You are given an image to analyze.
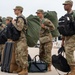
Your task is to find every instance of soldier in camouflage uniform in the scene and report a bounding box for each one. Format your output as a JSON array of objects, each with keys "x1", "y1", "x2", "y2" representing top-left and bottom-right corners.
[
  {"x1": 36, "y1": 10, "x2": 55, "y2": 71},
  {"x1": 62, "y1": 0, "x2": 75, "y2": 75},
  {"x1": 12, "y1": 6, "x2": 28, "y2": 75},
  {"x1": 0, "y1": 16, "x2": 6, "y2": 65},
  {"x1": 6, "y1": 16, "x2": 13, "y2": 25},
  {"x1": 0, "y1": 16, "x2": 6, "y2": 30}
]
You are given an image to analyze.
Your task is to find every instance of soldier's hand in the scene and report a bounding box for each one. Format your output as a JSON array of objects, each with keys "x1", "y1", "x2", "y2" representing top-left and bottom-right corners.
[
  {"x1": 12, "y1": 20, "x2": 16, "y2": 24},
  {"x1": 41, "y1": 24, "x2": 45, "y2": 28},
  {"x1": 61, "y1": 40, "x2": 64, "y2": 47}
]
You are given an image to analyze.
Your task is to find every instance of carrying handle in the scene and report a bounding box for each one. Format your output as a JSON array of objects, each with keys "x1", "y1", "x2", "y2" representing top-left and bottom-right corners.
[
  {"x1": 58, "y1": 46, "x2": 65, "y2": 57},
  {"x1": 58, "y1": 46, "x2": 65, "y2": 54},
  {"x1": 33, "y1": 55, "x2": 41, "y2": 63},
  {"x1": 33, "y1": 55, "x2": 39, "y2": 62}
]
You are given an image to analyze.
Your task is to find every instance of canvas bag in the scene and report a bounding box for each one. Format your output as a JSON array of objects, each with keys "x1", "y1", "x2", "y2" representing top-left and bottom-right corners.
[
  {"x1": 26, "y1": 15, "x2": 41, "y2": 47},
  {"x1": 28, "y1": 55, "x2": 48, "y2": 72},
  {"x1": 44, "y1": 11, "x2": 60, "y2": 37},
  {"x1": 52, "y1": 46, "x2": 71, "y2": 75},
  {"x1": 16, "y1": 15, "x2": 41, "y2": 47}
]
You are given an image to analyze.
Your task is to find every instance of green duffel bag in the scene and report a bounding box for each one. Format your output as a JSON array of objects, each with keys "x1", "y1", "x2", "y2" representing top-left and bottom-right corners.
[
  {"x1": 73, "y1": 10, "x2": 75, "y2": 17},
  {"x1": 26, "y1": 15, "x2": 41, "y2": 47},
  {"x1": 44, "y1": 11, "x2": 60, "y2": 37}
]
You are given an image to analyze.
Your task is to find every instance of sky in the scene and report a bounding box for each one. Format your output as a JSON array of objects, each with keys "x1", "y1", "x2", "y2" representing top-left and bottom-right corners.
[{"x1": 0, "y1": 0, "x2": 75, "y2": 19}]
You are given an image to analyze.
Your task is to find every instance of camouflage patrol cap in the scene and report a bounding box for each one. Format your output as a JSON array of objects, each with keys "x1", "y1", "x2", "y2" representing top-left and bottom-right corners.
[
  {"x1": 6, "y1": 17, "x2": 13, "y2": 21},
  {"x1": 36, "y1": 9, "x2": 44, "y2": 14},
  {"x1": 63, "y1": 0, "x2": 73, "y2": 5},
  {"x1": 43, "y1": 18, "x2": 51, "y2": 25},
  {"x1": 14, "y1": 6, "x2": 23, "y2": 11}
]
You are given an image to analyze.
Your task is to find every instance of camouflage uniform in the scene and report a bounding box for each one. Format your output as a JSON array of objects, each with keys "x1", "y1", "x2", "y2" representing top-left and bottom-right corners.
[
  {"x1": 39, "y1": 18, "x2": 55, "y2": 64},
  {"x1": 6, "y1": 17, "x2": 13, "y2": 24},
  {"x1": 63, "y1": 0, "x2": 75, "y2": 66},
  {"x1": 65, "y1": 35, "x2": 75, "y2": 65},
  {"x1": 0, "y1": 17, "x2": 13, "y2": 53},
  {"x1": 64, "y1": 10, "x2": 75, "y2": 65},
  {"x1": 13, "y1": 15, "x2": 28, "y2": 69},
  {"x1": 0, "y1": 24, "x2": 6, "y2": 54}
]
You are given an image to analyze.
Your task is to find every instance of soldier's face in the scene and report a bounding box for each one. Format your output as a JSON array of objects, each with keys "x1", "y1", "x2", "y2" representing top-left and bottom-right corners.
[
  {"x1": 64, "y1": 4, "x2": 72, "y2": 11},
  {"x1": 6, "y1": 20, "x2": 10, "y2": 25},
  {"x1": 14, "y1": 9, "x2": 20, "y2": 15},
  {"x1": 36, "y1": 12, "x2": 43, "y2": 18}
]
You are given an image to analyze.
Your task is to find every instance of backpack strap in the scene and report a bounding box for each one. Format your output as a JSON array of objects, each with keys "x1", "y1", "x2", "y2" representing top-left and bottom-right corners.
[
  {"x1": 16, "y1": 16, "x2": 27, "y2": 34},
  {"x1": 16, "y1": 16, "x2": 27, "y2": 25}
]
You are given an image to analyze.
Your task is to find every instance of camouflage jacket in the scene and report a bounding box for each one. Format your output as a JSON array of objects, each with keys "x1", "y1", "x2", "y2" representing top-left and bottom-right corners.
[
  {"x1": 40, "y1": 18, "x2": 55, "y2": 37},
  {"x1": 0, "y1": 24, "x2": 6, "y2": 31}
]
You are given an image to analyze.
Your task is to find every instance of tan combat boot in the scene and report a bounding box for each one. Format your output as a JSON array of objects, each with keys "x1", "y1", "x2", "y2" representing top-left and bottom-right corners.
[
  {"x1": 13, "y1": 66, "x2": 22, "y2": 73},
  {"x1": 18, "y1": 68, "x2": 28, "y2": 75},
  {"x1": 47, "y1": 64, "x2": 51, "y2": 71},
  {"x1": 65, "y1": 65, "x2": 75, "y2": 75}
]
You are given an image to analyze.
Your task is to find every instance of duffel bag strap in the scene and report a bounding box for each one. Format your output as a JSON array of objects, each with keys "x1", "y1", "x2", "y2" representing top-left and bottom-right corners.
[{"x1": 29, "y1": 55, "x2": 47, "y2": 72}]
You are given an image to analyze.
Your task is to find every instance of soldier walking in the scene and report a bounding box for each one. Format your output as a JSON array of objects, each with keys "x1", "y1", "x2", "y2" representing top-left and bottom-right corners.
[{"x1": 0, "y1": 16, "x2": 6, "y2": 65}]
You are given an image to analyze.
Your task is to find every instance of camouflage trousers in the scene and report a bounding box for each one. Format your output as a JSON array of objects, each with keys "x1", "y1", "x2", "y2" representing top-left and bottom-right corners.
[
  {"x1": 64, "y1": 35, "x2": 75, "y2": 65},
  {"x1": 39, "y1": 42, "x2": 53, "y2": 64},
  {"x1": 15, "y1": 38, "x2": 28, "y2": 69},
  {"x1": 0, "y1": 44, "x2": 5, "y2": 54}
]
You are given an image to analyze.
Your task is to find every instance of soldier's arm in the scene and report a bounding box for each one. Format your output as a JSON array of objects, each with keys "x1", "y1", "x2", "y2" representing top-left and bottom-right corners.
[
  {"x1": 2, "y1": 24, "x2": 6, "y2": 28},
  {"x1": 48, "y1": 20, "x2": 55, "y2": 31},
  {"x1": 13, "y1": 18, "x2": 24, "y2": 31},
  {"x1": 61, "y1": 35, "x2": 65, "y2": 46},
  {"x1": 44, "y1": 20, "x2": 55, "y2": 31}
]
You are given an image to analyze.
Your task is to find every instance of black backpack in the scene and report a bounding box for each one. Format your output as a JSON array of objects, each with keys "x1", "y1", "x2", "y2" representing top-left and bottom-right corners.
[
  {"x1": 0, "y1": 28, "x2": 7, "y2": 44},
  {"x1": 6, "y1": 23, "x2": 21, "y2": 41},
  {"x1": 52, "y1": 46, "x2": 71, "y2": 75},
  {"x1": 58, "y1": 13, "x2": 75, "y2": 36},
  {"x1": 0, "y1": 23, "x2": 21, "y2": 44}
]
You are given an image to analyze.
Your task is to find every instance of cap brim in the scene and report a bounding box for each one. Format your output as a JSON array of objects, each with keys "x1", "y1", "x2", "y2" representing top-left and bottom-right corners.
[
  {"x1": 13, "y1": 8, "x2": 17, "y2": 10},
  {"x1": 36, "y1": 11, "x2": 40, "y2": 13},
  {"x1": 6, "y1": 18, "x2": 10, "y2": 20},
  {"x1": 63, "y1": 3, "x2": 67, "y2": 5}
]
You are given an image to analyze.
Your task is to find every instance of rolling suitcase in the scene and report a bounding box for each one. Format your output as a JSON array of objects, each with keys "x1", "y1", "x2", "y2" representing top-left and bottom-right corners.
[{"x1": 1, "y1": 41, "x2": 18, "y2": 73}]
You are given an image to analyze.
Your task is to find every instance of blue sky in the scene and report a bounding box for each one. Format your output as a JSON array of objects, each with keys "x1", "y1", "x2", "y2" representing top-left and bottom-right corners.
[{"x1": 0, "y1": 0, "x2": 75, "y2": 19}]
